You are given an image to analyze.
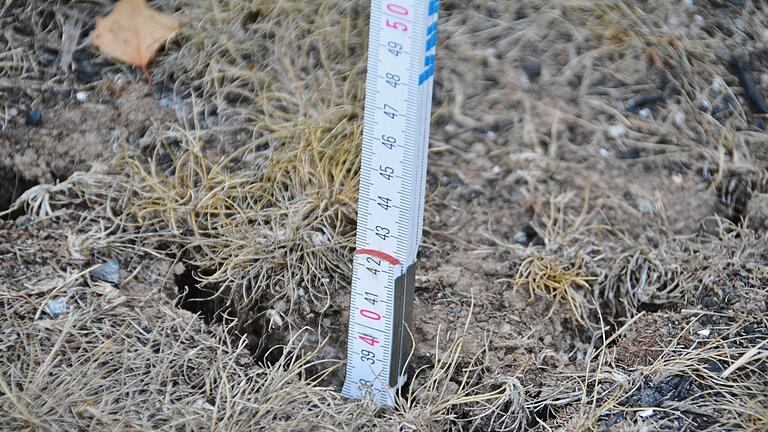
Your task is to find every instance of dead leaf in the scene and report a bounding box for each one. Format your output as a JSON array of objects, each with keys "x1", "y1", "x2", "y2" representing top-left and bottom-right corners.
[{"x1": 90, "y1": 0, "x2": 180, "y2": 84}]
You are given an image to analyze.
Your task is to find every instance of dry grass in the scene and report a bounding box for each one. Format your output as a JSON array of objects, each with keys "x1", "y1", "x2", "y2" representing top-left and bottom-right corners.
[
  {"x1": 2, "y1": 0, "x2": 768, "y2": 431},
  {"x1": 0, "y1": 273, "x2": 347, "y2": 431},
  {"x1": 502, "y1": 254, "x2": 594, "y2": 327},
  {"x1": 113, "y1": 115, "x2": 361, "y2": 312}
]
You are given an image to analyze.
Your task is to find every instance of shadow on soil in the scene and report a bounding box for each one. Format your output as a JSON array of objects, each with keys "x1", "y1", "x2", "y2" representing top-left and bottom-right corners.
[
  {"x1": 0, "y1": 164, "x2": 38, "y2": 218},
  {"x1": 173, "y1": 263, "x2": 286, "y2": 366}
]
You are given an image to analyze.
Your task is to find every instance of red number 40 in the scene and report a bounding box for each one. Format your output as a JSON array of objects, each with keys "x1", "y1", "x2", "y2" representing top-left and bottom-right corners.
[{"x1": 359, "y1": 335, "x2": 380, "y2": 346}]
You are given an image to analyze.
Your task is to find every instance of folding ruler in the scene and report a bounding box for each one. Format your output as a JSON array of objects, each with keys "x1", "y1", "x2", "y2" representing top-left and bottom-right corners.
[{"x1": 342, "y1": 0, "x2": 439, "y2": 406}]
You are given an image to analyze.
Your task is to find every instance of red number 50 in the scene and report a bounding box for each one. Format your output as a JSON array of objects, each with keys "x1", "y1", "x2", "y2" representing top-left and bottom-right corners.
[{"x1": 387, "y1": 4, "x2": 409, "y2": 15}]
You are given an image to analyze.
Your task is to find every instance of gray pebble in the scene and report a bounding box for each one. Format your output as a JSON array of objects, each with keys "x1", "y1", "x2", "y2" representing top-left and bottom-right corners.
[
  {"x1": 513, "y1": 231, "x2": 528, "y2": 245},
  {"x1": 25, "y1": 109, "x2": 43, "y2": 126},
  {"x1": 522, "y1": 57, "x2": 541, "y2": 82},
  {"x1": 44, "y1": 297, "x2": 67, "y2": 319},
  {"x1": 92, "y1": 258, "x2": 121, "y2": 284},
  {"x1": 635, "y1": 198, "x2": 654, "y2": 215}
]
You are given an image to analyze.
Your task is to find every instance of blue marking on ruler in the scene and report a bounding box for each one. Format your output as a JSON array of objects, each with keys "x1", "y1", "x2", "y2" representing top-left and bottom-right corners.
[{"x1": 419, "y1": 1, "x2": 439, "y2": 85}]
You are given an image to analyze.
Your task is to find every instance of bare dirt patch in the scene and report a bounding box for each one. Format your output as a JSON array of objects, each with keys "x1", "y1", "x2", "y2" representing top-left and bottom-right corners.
[{"x1": 1, "y1": 82, "x2": 173, "y2": 183}]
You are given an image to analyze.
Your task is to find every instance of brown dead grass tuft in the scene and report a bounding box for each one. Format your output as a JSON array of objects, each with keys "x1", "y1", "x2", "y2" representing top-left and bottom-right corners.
[{"x1": 505, "y1": 254, "x2": 594, "y2": 327}]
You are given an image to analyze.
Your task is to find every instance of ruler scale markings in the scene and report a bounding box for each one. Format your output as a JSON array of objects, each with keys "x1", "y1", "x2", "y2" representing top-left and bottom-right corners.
[{"x1": 343, "y1": 0, "x2": 438, "y2": 406}]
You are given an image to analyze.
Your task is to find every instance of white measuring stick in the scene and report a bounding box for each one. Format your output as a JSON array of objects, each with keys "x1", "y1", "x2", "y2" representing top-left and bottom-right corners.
[{"x1": 342, "y1": 0, "x2": 438, "y2": 406}]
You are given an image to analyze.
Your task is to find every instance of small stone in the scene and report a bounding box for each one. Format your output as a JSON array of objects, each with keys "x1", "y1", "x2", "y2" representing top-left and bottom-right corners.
[
  {"x1": 638, "y1": 108, "x2": 652, "y2": 119},
  {"x1": 91, "y1": 258, "x2": 121, "y2": 285},
  {"x1": 14, "y1": 215, "x2": 33, "y2": 227},
  {"x1": 599, "y1": 148, "x2": 610, "y2": 157},
  {"x1": 25, "y1": 109, "x2": 43, "y2": 126},
  {"x1": 75, "y1": 91, "x2": 88, "y2": 102},
  {"x1": 172, "y1": 262, "x2": 186, "y2": 275},
  {"x1": 522, "y1": 57, "x2": 542, "y2": 82},
  {"x1": 607, "y1": 124, "x2": 626, "y2": 138},
  {"x1": 513, "y1": 231, "x2": 528, "y2": 245},
  {"x1": 44, "y1": 297, "x2": 67, "y2": 319},
  {"x1": 310, "y1": 231, "x2": 329, "y2": 246},
  {"x1": 638, "y1": 408, "x2": 655, "y2": 418},
  {"x1": 265, "y1": 309, "x2": 283, "y2": 328},
  {"x1": 635, "y1": 198, "x2": 654, "y2": 215}
]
